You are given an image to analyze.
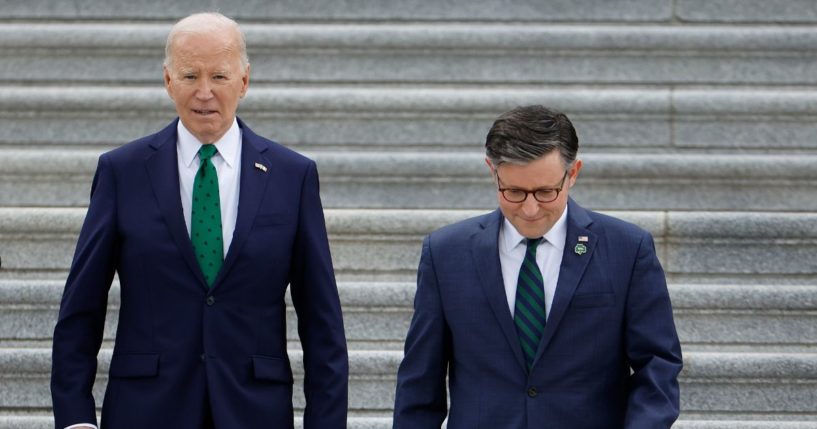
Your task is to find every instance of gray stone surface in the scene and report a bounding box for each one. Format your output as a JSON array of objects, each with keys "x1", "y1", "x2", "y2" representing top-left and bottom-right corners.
[
  {"x1": 666, "y1": 212, "x2": 817, "y2": 276},
  {"x1": 4, "y1": 150, "x2": 817, "y2": 211},
  {"x1": 5, "y1": 86, "x2": 817, "y2": 151},
  {"x1": 673, "y1": 89, "x2": 817, "y2": 150},
  {"x1": 1, "y1": 0, "x2": 671, "y2": 21},
  {"x1": 3, "y1": 24, "x2": 816, "y2": 85},
  {"x1": 0, "y1": 85, "x2": 669, "y2": 151},
  {"x1": 677, "y1": 0, "x2": 817, "y2": 23},
  {"x1": 3, "y1": 280, "x2": 815, "y2": 349}
]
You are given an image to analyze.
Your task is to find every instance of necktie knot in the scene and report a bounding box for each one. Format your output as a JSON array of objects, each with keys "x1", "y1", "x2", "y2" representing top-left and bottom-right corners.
[
  {"x1": 526, "y1": 237, "x2": 543, "y2": 253},
  {"x1": 198, "y1": 144, "x2": 218, "y2": 161}
]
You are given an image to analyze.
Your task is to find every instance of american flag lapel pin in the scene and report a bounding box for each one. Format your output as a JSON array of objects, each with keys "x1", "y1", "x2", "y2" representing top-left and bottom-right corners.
[
  {"x1": 254, "y1": 162, "x2": 268, "y2": 172},
  {"x1": 575, "y1": 236, "x2": 589, "y2": 255}
]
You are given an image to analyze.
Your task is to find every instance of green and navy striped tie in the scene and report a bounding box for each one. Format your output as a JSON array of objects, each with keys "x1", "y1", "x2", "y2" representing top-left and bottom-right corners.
[
  {"x1": 191, "y1": 144, "x2": 223, "y2": 287},
  {"x1": 514, "y1": 238, "x2": 546, "y2": 371}
]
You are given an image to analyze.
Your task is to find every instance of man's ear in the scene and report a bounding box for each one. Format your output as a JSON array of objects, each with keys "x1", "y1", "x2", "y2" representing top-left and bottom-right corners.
[
  {"x1": 163, "y1": 66, "x2": 173, "y2": 97},
  {"x1": 568, "y1": 159, "x2": 583, "y2": 187},
  {"x1": 240, "y1": 63, "x2": 250, "y2": 98},
  {"x1": 485, "y1": 157, "x2": 495, "y2": 175}
]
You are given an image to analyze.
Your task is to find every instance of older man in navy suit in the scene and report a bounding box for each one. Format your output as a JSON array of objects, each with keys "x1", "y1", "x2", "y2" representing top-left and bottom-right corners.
[
  {"x1": 394, "y1": 105, "x2": 682, "y2": 428},
  {"x1": 51, "y1": 12, "x2": 348, "y2": 429}
]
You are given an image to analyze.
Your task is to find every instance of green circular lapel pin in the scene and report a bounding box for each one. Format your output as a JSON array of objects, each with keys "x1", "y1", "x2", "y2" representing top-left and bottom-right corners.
[{"x1": 574, "y1": 243, "x2": 587, "y2": 255}]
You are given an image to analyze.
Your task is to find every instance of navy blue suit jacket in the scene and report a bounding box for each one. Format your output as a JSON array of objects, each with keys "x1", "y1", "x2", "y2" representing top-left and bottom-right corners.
[
  {"x1": 394, "y1": 200, "x2": 682, "y2": 428},
  {"x1": 51, "y1": 119, "x2": 348, "y2": 428}
]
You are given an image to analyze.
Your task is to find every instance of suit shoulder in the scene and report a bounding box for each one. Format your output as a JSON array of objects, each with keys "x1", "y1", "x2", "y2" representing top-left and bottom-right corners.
[
  {"x1": 102, "y1": 123, "x2": 175, "y2": 163},
  {"x1": 427, "y1": 211, "x2": 496, "y2": 245},
  {"x1": 252, "y1": 135, "x2": 314, "y2": 168}
]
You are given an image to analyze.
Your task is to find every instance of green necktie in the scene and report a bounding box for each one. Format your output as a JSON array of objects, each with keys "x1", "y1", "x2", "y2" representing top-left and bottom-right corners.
[
  {"x1": 191, "y1": 144, "x2": 223, "y2": 287},
  {"x1": 514, "y1": 237, "x2": 546, "y2": 372}
]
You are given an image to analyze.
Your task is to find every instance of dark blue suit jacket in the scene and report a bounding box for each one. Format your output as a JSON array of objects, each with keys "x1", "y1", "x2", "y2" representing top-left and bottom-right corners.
[
  {"x1": 394, "y1": 200, "x2": 682, "y2": 428},
  {"x1": 51, "y1": 119, "x2": 348, "y2": 428}
]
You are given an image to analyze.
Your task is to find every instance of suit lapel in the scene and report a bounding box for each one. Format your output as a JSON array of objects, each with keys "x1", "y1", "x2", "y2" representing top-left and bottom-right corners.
[
  {"x1": 472, "y1": 210, "x2": 528, "y2": 373},
  {"x1": 535, "y1": 199, "x2": 596, "y2": 361},
  {"x1": 212, "y1": 121, "x2": 270, "y2": 289},
  {"x1": 144, "y1": 120, "x2": 208, "y2": 288}
]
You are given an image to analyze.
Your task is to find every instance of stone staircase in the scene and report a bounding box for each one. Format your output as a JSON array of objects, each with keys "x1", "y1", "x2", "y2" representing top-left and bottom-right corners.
[{"x1": 1, "y1": 1, "x2": 816, "y2": 428}]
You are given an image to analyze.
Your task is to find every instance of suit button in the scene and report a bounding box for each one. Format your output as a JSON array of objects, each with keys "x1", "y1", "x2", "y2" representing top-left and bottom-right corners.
[
  {"x1": 200, "y1": 354, "x2": 206, "y2": 362},
  {"x1": 527, "y1": 387, "x2": 538, "y2": 397},
  {"x1": 206, "y1": 296, "x2": 215, "y2": 306}
]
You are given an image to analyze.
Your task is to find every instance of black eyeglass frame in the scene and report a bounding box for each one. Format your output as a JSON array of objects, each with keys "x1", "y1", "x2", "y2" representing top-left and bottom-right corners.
[{"x1": 495, "y1": 169, "x2": 569, "y2": 203}]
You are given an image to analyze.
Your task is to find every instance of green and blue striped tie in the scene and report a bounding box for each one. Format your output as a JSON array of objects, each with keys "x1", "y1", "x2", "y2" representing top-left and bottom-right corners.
[
  {"x1": 191, "y1": 144, "x2": 223, "y2": 287},
  {"x1": 514, "y1": 238, "x2": 546, "y2": 371}
]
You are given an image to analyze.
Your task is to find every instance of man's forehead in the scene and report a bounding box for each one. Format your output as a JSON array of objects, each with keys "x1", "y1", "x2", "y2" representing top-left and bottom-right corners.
[{"x1": 169, "y1": 42, "x2": 242, "y2": 67}]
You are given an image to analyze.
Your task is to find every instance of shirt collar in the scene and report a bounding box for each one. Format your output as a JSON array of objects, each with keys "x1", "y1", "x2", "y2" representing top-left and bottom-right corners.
[
  {"x1": 177, "y1": 118, "x2": 241, "y2": 169},
  {"x1": 501, "y1": 204, "x2": 569, "y2": 253}
]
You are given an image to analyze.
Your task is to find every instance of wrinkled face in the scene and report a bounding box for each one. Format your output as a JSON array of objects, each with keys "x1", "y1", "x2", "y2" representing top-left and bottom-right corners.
[
  {"x1": 164, "y1": 30, "x2": 249, "y2": 144},
  {"x1": 488, "y1": 151, "x2": 582, "y2": 238}
]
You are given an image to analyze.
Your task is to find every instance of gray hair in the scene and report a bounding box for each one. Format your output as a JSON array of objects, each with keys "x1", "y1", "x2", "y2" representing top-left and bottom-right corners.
[
  {"x1": 164, "y1": 12, "x2": 249, "y2": 69},
  {"x1": 485, "y1": 105, "x2": 579, "y2": 168}
]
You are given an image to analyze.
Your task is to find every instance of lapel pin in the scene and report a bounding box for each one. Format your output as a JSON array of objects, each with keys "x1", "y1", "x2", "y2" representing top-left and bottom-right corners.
[
  {"x1": 254, "y1": 162, "x2": 268, "y2": 172},
  {"x1": 574, "y1": 243, "x2": 587, "y2": 255},
  {"x1": 578, "y1": 236, "x2": 589, "y2": 242}
]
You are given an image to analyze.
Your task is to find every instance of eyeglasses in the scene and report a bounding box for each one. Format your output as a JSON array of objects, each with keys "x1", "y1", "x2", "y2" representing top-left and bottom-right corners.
[{"x1": 495, "y1": 170, "x2": 569, "y2": 203}]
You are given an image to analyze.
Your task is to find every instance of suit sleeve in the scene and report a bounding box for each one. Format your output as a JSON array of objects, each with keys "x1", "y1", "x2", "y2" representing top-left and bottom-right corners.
[
  {"x1": 288, "y1": 161, "x2": 349, "y2": 429},
  {"x1": 623, "y1": 232, "x2": 683, "y2": 428},
  {"x1": 51, "y1": 154, "x2": 118, "y2": 428},
  {"x1": 393, "y1": 235, "x2": 450, "y2": 429}
]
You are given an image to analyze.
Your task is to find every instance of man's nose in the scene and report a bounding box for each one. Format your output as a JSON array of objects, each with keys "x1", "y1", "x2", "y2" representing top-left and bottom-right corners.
[
  {"x1": 195, "y1": 79, "x2": 214, "y2": 100},
  {"x1": 520, "y1": 194, "x2": 540, "y2": 215}
]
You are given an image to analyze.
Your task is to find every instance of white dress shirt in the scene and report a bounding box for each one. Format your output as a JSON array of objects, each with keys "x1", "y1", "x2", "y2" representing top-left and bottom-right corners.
[
  {"x1": 498, "y1": 205, "x2": 568, "y2": 320},
  {"x1": 177, "y1": 119, "x2": 242, "y2": 255},
  {"x1": 63, "y1": 120, "x2": 244, "y2": 429}
]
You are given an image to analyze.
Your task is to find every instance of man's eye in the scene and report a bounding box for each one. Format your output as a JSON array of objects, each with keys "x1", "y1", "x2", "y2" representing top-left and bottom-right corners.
[
  {"x1": 183, "y1": 75, "x2": 196, "y2": 80},
  {"x1": 213, "y1": 75, "x2": 226, "y2": 80}
]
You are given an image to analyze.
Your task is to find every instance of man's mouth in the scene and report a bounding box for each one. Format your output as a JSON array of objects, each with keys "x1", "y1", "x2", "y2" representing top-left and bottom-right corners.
[{"x1": 193, "y1": 109, "x2": 217, "y2": 116}]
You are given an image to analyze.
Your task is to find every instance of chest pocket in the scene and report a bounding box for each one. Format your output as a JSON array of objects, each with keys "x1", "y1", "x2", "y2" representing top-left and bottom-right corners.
[{"x1": 570, "y1": 292, "x2": 615, "y2": 308}]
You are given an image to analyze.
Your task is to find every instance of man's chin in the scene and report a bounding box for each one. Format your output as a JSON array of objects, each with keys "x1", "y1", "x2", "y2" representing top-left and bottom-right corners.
[
  {"x1": 186, "y1": 123, "x2": 227, "y2": 144},
  {"x1": 514, "y1": 223, "x2": 547, "y2": 239}
]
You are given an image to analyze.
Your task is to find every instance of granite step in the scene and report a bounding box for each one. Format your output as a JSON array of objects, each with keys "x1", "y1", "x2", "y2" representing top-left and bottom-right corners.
[
  {"x1": 3, "y1": 0, "x2": 814, "y2": 24},
  {"x1": 2, "y1": 149, "x2": 816, "y2": 211},
  {"x1": 2, "y1": 208, "x2": 816, "y2": 284},
  {"x1": 2, "y1": 85, "x2": 817, "y2": 152},
  {"x1": 0, "y1": 0, "x2": 679, "y2": 22},
  {"x1": 1, "y1": 348, "x2": 815, "y2": 422},
  {"x1": 2, "y1": 23, "x2": 815, "y2": 85},
  {"x1": 2, "y1": 279, "x2": 815, "y2": 352}
]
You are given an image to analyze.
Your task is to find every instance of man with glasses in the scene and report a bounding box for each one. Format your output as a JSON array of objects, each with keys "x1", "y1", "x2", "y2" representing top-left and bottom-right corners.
[{"x1": 393, "y1": 105, "x2": 682, "y2": 428}]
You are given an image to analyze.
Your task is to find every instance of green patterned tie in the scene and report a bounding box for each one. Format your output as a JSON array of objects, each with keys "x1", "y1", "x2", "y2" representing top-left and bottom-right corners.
[
  {"x1": 514, "y1": 238, "x2": 546, "y2": 372},
  {"x1": 191, "y1": 144, "x2": 223, "y2": 287}
]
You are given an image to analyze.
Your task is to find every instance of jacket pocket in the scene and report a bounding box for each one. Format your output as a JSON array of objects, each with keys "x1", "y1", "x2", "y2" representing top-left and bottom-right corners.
[
  {"x1": 108, "y1": 353, "x2": 160, "y2": 378},
  {"x1": 570, "y1": 292, "x2": 615, "y2": 308},
  {"x1": 252, "y1": 355, "x2": 294, "y2": 383}
]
